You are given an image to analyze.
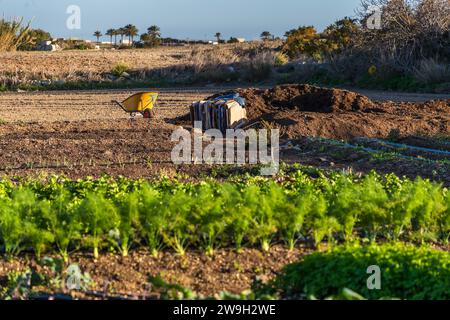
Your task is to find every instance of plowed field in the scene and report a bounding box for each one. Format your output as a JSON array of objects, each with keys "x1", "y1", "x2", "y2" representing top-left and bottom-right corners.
[{"x1": 0, "y1": 87, "x2": 448, "y2": 183}]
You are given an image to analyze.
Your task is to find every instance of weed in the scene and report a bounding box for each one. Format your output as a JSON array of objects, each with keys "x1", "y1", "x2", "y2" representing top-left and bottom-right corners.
[{"x1": 111, "y1": 61, "x2": 130, "y2": 77}]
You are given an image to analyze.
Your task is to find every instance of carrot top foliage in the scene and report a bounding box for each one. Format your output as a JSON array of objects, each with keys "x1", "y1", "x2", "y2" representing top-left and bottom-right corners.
[{"x1": 0, "y1": 170, "x2": 448, "y2": 259}]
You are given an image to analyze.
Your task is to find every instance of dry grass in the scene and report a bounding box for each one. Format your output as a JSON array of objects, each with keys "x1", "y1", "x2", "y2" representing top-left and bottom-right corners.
[
  {"x1": 0, "y1": 47, "x2": 192, "y2": 80},
  {"x1": 189, "y1": 47, "x2": 240, "y2": 74},
  {"x1": 186, "y1": 43, "x2": 278, "y2": 81},
  {"x1": 0, "y1": 43, "x2": 281, "y2": 86},
  {"x1": 413, "y1": 59, "x2": 450, "y2": 84},
  {"x1": 0, "y1": 18, "x2": 32, "y2": 52}
]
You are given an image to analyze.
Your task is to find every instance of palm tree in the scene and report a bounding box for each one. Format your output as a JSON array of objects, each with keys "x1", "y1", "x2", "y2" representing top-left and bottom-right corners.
[
  {"x1": 124, "y1": 24, "x2": 139, "y2": 45},
  {"x1": 113, "y1": 29, "x2": 119, "y2": 46},
  {"x1": 215, "y1": 32, "x2": 222, "y2": 43},
  {"x1": 118, "y1": 28, "x2": 126, "y2": 44},
  {"x1": 93, "y1": 30, "x2": 102, "y2": 43},
  {"x1": 147, "y1": 25, "x2": 161, "y2": 38},
  {"x1": 106, "y1": 29, "x2": 115, "y2": 45},
  {"x1": 260, "y1": 31, "x2": 272, "y2": 41}
]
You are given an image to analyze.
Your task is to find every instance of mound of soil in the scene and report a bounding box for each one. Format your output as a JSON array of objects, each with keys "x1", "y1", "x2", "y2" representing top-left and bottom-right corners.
[
  {"x1": 224, "y1": 84, "x2": 449, "y2": 140},
  {"x1": 239, "y1": 84, "x2": 376, "y2": 119}
]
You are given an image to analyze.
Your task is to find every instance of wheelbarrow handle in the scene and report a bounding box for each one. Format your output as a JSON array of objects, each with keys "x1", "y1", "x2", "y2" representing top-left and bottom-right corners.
[{"x1": 112, "y1": 100, "x2": 129, "y2": 113}]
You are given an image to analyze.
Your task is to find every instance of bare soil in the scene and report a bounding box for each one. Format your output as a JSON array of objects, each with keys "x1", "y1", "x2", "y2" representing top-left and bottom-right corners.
[
  {"x1": 281, "y1": 138, "x2": 450, "y2": 186},
  {"x1": 238, "y1": 84, "x2": 450, "y2": 139},
  {"x1": 0, "y1": 88, "x2": 218, "y2": 122},
  {"x1": 0, "y1": 246, "x2": 306, "y2": 298},
  {"x1": 0, "y1": 85, "x2": 448, "y2": 182}
]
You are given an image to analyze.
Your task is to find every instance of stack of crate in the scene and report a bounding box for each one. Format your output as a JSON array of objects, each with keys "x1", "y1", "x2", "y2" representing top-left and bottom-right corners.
[{"x1": 190, "y1": 93, "x2": 247, "y2": 132}]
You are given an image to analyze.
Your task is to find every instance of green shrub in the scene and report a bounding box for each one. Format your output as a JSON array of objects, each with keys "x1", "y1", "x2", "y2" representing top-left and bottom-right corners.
[
  {"x1": 283, "y1": 26, "x2": 322, "y2": 60},
  {"x1": 233, "y1": 185, "x2": 261, "y2": 250},
  {"x1": 74, "y1": 43, "x2": 91, "y2": 50},
  {"x1": 355, "y1": 176, "x2": 389, "y2": 241},
  {"x1": 266, "y1": 243, "x2": 450, "y2": 300},
  {"x1": 274, "y1": 52, "x2": 289, "y2": 66},
  {"x1": 112, "y1": 61, "x2": 130, "y2": 77}
]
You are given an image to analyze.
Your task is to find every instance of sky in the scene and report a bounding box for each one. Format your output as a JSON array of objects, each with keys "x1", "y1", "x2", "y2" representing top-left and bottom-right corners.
[{"x1": 0, "y1": 0, "x2": 362, "y2": 41}]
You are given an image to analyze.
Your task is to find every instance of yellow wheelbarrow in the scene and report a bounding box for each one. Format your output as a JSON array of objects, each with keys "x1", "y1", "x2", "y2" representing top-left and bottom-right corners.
[{"x1": 113, "y1": 92, "x2": 159, "y2": 118}]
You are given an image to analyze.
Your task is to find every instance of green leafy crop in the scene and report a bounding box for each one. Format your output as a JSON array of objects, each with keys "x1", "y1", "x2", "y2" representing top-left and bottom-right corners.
[
  {"x1": 265, "y1": 243, "x2": 450, "y2": 300},
  {"x1": 0, "y1": 171, "x2": 448, "y2": 259},
  {"x1": 77, "y1": 193, "x2": 119, "y2": 259}
]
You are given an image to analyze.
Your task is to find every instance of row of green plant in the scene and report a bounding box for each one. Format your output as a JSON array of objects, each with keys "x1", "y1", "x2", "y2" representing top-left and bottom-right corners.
[
  {"x1": 260, "y1": 243, "x2": 450, "y2": 300},
  {"x1": 0, "y1": 171, "x2": 449, "y2": 260}
]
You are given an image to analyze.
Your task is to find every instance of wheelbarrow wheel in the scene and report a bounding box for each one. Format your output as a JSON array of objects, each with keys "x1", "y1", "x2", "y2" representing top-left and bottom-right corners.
[{"x1": 142, "y1": 109, "x2": 155, "y2": 119}]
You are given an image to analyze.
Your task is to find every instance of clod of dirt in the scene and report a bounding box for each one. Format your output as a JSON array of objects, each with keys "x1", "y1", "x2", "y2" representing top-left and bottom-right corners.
[{"x1": 238, "y1": 84, "x2": 376, "y2": 118}]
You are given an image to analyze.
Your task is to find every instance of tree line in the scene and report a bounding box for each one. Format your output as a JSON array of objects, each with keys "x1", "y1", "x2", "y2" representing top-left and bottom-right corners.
[
  {"x1": 94, "y1": 27, "x2": 278, "y2": 47},
  {"x1": 93, "y1": 24, "x2": 161, "y2": 47}
]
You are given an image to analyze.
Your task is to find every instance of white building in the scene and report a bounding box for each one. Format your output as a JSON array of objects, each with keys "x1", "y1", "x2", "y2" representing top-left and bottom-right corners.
[{"x1": 119, "y1": 39, "x2": 131, "y2": 46}]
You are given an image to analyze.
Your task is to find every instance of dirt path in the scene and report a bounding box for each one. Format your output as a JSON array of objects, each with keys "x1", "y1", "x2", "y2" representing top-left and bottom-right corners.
[{"x1": 345, "y1": 88, "x2": 450, "y2": 102}]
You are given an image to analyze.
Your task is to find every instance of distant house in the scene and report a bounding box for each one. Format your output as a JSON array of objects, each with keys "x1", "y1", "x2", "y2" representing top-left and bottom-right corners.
[
  {"x1": 36, "y1": 40, "x2": 61, "y2": 52},
  {"x1": 119, "y1": 39, "x2": 131, "y2": 46},
  {"x1": 236, "y1": 38, "x2": 246, "y2": 43}
]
